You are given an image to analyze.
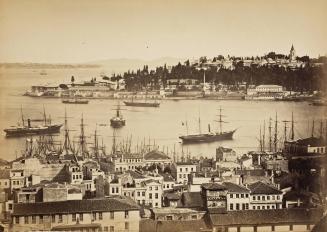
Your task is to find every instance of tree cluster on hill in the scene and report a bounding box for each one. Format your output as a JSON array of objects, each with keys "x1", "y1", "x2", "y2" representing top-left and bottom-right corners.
[{"x1": 107, "y1": 56, "x2": 327, "y2": 92}]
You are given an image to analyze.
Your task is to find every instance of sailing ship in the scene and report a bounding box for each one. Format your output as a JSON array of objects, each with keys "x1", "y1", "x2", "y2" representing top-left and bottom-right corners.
[
  {"x1": 179, "y1": 107, "x2": 236, "y2": 144},
  {"x1": 123, "y1": 91, "x2": 160, "y2": 107},
  {"x1": 110, "y1": 103, "x2": 126, "y2": 128},
  {"x1": 3, "y1": 107, "x2": 62, "y2": 137}
]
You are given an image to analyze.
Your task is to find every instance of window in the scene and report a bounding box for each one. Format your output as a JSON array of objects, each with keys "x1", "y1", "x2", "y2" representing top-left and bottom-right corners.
[
  {"x1": 258, "y1": 196, "x2": 261, "y2": 200},
  {"x1": 155, "y1": 186, "x2": 158, "y2": 190},
  {"x1": 8, "y1": 204, "x2": 12, "y2": 210},
  {"x1": 99, "y1": 212, "x2": 103, "y2": 220},
  {"x1": 39, "y1": 215, "x2": 43, "y2": 224},
  {"x1": 272, "y1": 195, "x2": 275, "y2": 200},
  {"x1": 242, "y1": 203, "x2": 246, "y2": 210},
  {"x1": 166, "y1": 215, "x2": 173, "y2": 220},
  {"x1": 58, "y1": 214, "x2": 63, "y2": 223},
  {"x1": 31, "y1": 215, "x2": 36, "y2": 224},
  {"x1": 230, "y1": 204, "x2": 234, "y2": 210},
  {"x1": 125, "y1": 222, "x2": 129, "y2": 230},
  {"x1": 149, "y1": 187, "x2": 152, "y2": 191},
  {"x1": 262, "y1": 206, "x2": 265, "y2": 210},
  {"x1": 112, "y1": 188, "x2": 115, "y2": 194},
  {"x1": 186, "y1": 168, "x2": 188, "y2": 172},
  {"x1": 110, "y1": 211, "x2": 114, "y2": 219},
  {"x1": 179, "y1": 174, "x2": 182, "y2": 178},
  {"x1": 104, "y1": 226, "x2": 108, "y2": 232},
  {"x1": 230, "y1": 194, "x2": 233, "y2": 198},
  {"x1": 290, "y1": 225, "x2": 293, "y2": 231},
  {"x1": 72, "y1": 214, "x2": 76, "y2": 222},
  {"x1": 267, "y1": 205, "x2": 270, "y2": 209},
  {"x1": 191, "y1": 168, "x2": 193, "y2": 171},
  {"x1": 257, "y1": 206, "x2": 260, "y2": 210},
  {"x1": 155, "y1": 193, "x2": 158, "y2": 199},
  {"x1": 137, "y1": 191, "x2": 140, "y2": 196},
  {"x1": 272, "y1": 205, "x2": 275, "y2": 209},
  {"x1": 236, "y1": 194, "x2": 239, "y2": 198},
  {"x1": 149, "y1": 193, "x2": 152, "y2": 199},
  {"x1": 253, "y1": 196, "x2": 256, "y2": 200},
  {"x1": 51, "y1": 215, "x2": 55, "y2": 223},
  {"x1": 245, "y1": 203, "x2": 249, "y2": 210},
  {"x1": 125, "y1": 211, "x2": 129, "y2": 219},
  {"x1": 262, "y1": 196, "x2": 265, "y2": 201},
  {"x1": 277, "y1": 195, "x2": 280, "y2": 200},
  {"x1": 116, "y1": 187, "x2": 119, "y2": 193},
  {"x1": 79, "y1": 213, "x2": 83, "y2": 221},
  {"x1": 241, "y1": 194, "x2": 244, "y2": 198},
  {"x1": 24, "y1": 216, "x2": 29, "y2": 224},
  {"x1": 110, "y1": 226, "x2": 114, "y2": 232},
  {"x1": 191, "y1": 215, "x2": 197, "y2": 220},
  {"x1": 180, "y1": 168, "x2": 182, "y2": 172},
  {"x1": 267, "y1": 196, "x2": 270, "y2": 200},
  {"x1": 236, "y1": 203, "x2": 240, "y2": 210},
  {"x1": 245, "y1": 194, "x2": 249, "y2": 198},
  {"x1": 92, "y1": 212, "x2": 97, "y2": 220},
  {"x1": 142, "y1": 192, "x2": 145, "y2": 196},
  {"x1": 15, "y1": 216, "x2": 19, "y2": 224}
]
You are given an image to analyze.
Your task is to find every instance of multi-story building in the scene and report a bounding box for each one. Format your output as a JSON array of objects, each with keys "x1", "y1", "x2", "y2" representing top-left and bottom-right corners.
[
  {"x1": 216, "y1": 147, "x2": 237, "y2": 162},
  {"x1": 172, "y1": 162, "x2": 197, "y2": 184},
  {"x1": 11, "y1": 197, "x2": 140, "y2": 232},
  {"x1": 248, "y1": 181, "x2": 283, "y2": 210},
  {"x1": 224, "y1": 182, "x2": 250, "y2": 211},
  {"x1": 142, "y1": 179, "x2": 162, "y2": 208},
  {"x1": 113, "y1": 153, "x2": 144, "y2": 172}
]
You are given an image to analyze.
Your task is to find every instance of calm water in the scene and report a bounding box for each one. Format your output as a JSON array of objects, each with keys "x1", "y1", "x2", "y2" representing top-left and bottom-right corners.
[{"x1": 0, "y1": 68, "x2": 326, "y2": 161}]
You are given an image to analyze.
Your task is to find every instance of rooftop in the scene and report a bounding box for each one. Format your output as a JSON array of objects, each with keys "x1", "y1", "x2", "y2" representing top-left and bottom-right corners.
[
  {"x1": 209, "y1": 208, "x2": 322, "y2": 226},
  {"x1": 248, "y1": 181, "x2": 282, "y2": 195},
  {"x1": 12, "y1": 197, "x2": 140, "y2": 216},
  {"x1": 144, "y1": 150, "x2": 170, "y2": 160},
  {"x1": 201, "y1": 182, "x2": 226, "y2": 191},
  {"x1": 223, "y1": 182, "x2": 249, "y2": 193}
]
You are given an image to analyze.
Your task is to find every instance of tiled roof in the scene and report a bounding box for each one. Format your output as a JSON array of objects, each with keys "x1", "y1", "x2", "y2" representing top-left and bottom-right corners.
[
  {"x1": 209, "y1": 208, "x2": 323, "y2": 226},
  {"x1": 295, "y1": 137, "x2": 326, "y2": 147},
  {"x1": 164, "y1": 192, "x2": 180, "y2": 201},
  {"x1": 144, "y1": 150, "x2": 170, "y2": 160},
  {"x1": 176, "y1": 162, "x2": 197, "y2": 166},
  {"x1": 140, "y1": 218, "x2": 211, "y2": 232},
  {"x1": 0, "y1": 169, "x2": 10, "y2": 179},
  {"x1": 126, "y1": 170, "x2": 145, "y2": 179},
  {"x1": 180, "y1": 192, "x2": 204, "y2": 209},
  {"x1": 216, "y1": 147, "x2": 233, "y2": 153},
  {"x1": 223, "y1": 182, "x2": 249, "y2": 193},
  {"x1": 201, "y1": 183, "x2": 226, "y2": 191},
  {"x1": 248, "y1": 181, "x2": 282, "y2": 195},
  {"x1": 12, "y1": 197, "x2": 140, "y2": 216}
]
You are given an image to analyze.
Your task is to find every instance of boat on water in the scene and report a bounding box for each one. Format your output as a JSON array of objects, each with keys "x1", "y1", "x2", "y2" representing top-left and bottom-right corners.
[
  {"x1": 3, "y1": 108, "x2": 62, "y2": 137},
  {"x1": 179, "y1": 107, "x2": 236, "y2": 144},
  {"x1": 123, "y1": 91, "x2": 160, "y2": 107},
  {"x1": 310, "y1": 99, "x2": 327, "y2": 106},
  {"x1": 62, "y1": 97, "x2": 89, "y2": 104},
  {"x1": 110, "y1": 103, "x2": 126, "y2": 128},
  {"x1": 123, "y1": 101, "x2": 160, "y2": 107}
]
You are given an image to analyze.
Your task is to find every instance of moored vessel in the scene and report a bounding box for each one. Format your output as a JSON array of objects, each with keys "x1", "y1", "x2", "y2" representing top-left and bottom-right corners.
[{"x1": 179, "y1": 107, "x2": 236, "y2": 144}]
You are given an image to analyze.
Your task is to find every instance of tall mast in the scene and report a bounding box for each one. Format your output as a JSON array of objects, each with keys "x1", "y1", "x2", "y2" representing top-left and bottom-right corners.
[
  {"x1": 20, "y1": 105, "x2": 25, "y2": 127},
  {"x1": 320, "y1": 120, "x2": 323, "y2": 138},
  {"x1": 63, "y1": 109, "x2": 73, "y2": 154},
  {"x1": 262, "y1": 120, "x2": 266, "y2": 152},
  {"x1": 79, "y1": 114, "x2": 87, "y2": 159},
  {"x1": 215, "y1": 106, "x2": 226, "y2": 134},
  {"x1": 274, "y1": 112, "x2": 278, "y2": 152},
  {"x1": 259, "y1": 125, "x2": 262, "y2": 152},
  {"x1": 311, "y1": 120, "x2": 315, "y2": 137},
  {"x1": 268, "y1": 117, "x2": 272, "y2": 152},
  {"x1": 203, "y1": 70, "x2": 206, "y2": 91},
  {"x1": 282, "y1": 120, "x2": 289, "y2": 143},
  {"x1": 291, "y1": 112, "x2": 294, "y2": 140},
  {"x1": 198, "y1": 110, "x2": 202, "y2": 134},
  {"x1": 43, "y1": 106, "x2": 47, "y2": 126}
]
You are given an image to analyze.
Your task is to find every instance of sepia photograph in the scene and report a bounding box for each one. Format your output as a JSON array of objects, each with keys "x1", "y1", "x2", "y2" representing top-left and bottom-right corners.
[{"x1": 0, "y1": 0, "x2": 326, "y2": 231}]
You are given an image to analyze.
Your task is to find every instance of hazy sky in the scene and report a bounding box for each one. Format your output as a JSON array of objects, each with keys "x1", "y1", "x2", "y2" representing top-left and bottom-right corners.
[{"x1": 0, "y1": 0, "x2": 326, "y2": 63}]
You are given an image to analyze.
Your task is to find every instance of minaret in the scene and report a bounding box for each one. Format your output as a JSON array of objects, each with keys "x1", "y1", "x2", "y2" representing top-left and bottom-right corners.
[{"x1": 289, "y1": 44, "x2": 296, "y2": 62}]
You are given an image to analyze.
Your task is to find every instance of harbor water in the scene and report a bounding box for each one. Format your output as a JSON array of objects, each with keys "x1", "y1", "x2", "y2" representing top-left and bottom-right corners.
[{"x1": 0, "y1": 68, "x2": 326, "y2": 161}]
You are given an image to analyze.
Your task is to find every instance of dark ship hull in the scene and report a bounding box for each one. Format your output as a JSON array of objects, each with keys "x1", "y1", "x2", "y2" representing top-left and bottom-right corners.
[
  {"x1": 123, "y1": 101, "x2": 160, "y2": 107},
  {"x1": 179, "y1": 130, "x2": 236, "y2": 144},
  {"x1": 110, "y1": 118, "x2": 126, "y2": 128},
  {"x1": 4, "y1": 124, "x2": 63, "y2": 137},
  {"x1": 62, "y1": 99, "x2": 89, "y2": 104}
]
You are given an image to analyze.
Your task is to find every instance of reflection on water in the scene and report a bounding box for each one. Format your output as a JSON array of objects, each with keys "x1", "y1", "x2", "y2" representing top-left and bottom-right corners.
[{"x1": 0, "y1": 68, "x2": 326, "y2": 161}]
